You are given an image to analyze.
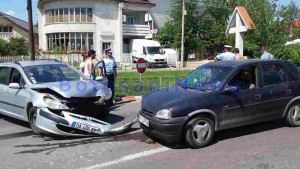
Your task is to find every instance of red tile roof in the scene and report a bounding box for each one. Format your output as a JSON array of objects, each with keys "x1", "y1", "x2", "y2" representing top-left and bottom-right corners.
[{"x1": 292, "y1": 20, "x2": 300, "y2": 28}]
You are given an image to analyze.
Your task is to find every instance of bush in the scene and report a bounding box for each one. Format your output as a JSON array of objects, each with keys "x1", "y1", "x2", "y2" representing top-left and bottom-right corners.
[
  {"x1": 0, "y1": 37, "x2": 29, "y2": 56},
  {"x1": 0, "y1": 39, "x2": 9, "y2": 56},
  {"x1": 8, "y1": 37, "x2": 29, "y2": 56},
  {"x1": 271, "y1": 44, "x2": 300, "y2": 66}
]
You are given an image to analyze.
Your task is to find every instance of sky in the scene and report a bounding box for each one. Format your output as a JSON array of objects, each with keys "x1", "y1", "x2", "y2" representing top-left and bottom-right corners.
[{"x1": 0, "y1": 0, "x2": 299, "y2": 23}]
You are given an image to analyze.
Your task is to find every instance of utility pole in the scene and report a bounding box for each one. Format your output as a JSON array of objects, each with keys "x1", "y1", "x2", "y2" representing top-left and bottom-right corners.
[
  {"x1": 180, "y1": 0, "x2": 185, "y2": 68},
  {"x1": 27, "y1": 0, "x2": 35, "y2": 60}
]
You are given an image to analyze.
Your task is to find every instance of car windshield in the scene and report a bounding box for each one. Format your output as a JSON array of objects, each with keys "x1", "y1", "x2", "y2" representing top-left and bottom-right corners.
[
  {"x1": 23, "y1": 64, "x2": 87, "y2": 84},
  {"x1": 146, "y1": 47, "x2": 163, "y2": 54},
  {"x1": 180, "y1": 66, "x2": 233, "y2": 91}
]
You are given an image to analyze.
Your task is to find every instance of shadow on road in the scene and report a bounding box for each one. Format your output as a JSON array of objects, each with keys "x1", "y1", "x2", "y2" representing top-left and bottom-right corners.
[
  {"x1": 14, "y1": 128, "x2": 148, "y2": 155},
  {"x1": 149, "y1": 119, "x2": 289, "y2": 150},
  {"x1": 0, "y1": 115, "x2": 30, "y2": 129}
]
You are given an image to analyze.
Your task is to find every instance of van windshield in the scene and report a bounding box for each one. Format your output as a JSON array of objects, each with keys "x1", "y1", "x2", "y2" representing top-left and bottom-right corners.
[{"x1": 146, "y1": 47, "x2": 163, "y2": 55}]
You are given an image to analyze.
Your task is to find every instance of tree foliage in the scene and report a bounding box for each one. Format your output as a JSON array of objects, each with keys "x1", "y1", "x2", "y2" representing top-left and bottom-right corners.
[
  {"x1": 155, "y1": 0, "x2": 300, "y2": 60},
  {"x1": 0, "y1": 37, "x2": 29, "y2": 56}
]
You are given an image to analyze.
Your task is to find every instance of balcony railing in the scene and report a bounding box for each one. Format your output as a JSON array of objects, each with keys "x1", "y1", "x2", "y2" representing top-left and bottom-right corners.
[
  {"x1": 0, "y1": 32, "x2": 13, "y2": 40},
  {"x1": 122, "y1": 24, "x2": 150, "y2": 36}
]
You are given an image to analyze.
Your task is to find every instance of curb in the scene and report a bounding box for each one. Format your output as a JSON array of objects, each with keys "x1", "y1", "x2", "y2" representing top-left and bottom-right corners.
[{"x1": 114, "y1": 96, "x2": 142, "y2": 102}]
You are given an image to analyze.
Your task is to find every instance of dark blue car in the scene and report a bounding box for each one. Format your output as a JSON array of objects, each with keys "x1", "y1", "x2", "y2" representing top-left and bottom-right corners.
[{"x1": 138, "y1": 59, "x2": 300, "y2": 148}]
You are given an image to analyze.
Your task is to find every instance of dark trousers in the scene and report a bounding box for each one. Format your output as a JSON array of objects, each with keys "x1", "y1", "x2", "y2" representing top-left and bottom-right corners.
[{"x1": 107, "y1": 73, "x2": 115, "y2": 106}]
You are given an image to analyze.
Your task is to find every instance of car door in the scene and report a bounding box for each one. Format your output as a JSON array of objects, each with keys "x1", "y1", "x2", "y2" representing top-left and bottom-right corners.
[
  {"x1": 3, "y1": 67, "x2": 30, "y2": 120},
  {"x1": 220, "y1": 65, "x2": 258, "y2": 126},
  {"x1": 0, "y1": 66, "x2": 11, "y2": 114},
  {"x1": 259, "y1": 63, "x2": 293, "y2": 117}
]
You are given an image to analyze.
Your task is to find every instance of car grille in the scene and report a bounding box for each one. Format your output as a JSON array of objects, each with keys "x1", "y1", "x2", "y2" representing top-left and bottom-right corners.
[
  {"x1": 142, "y1": 109, "x2": 154, "y2": 117},
  {"x1": 155, "y1": 59, "x2": 165, "y2": 62},
  {"x1": 63, "y1": 97, "x2": 103, "y2": 116}
]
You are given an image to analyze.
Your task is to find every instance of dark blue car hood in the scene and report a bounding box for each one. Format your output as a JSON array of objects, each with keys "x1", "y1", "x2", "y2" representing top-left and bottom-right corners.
[{"x1": 142, "y1": 85, "x2": 210, "y2": 116}]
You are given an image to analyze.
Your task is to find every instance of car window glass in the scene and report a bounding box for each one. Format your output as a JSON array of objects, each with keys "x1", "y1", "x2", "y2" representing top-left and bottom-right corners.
[
  {"x1": 10, "y1": 68, "x2": 22, "y2": 84},
  {"x1": 0, "y1": 67, "x2": 10, "y2": 85},
  {"x1": 261, "y1": 64, "x2": 287, "y2": 86},
  {"x1": 283, "y1": 62, "x2": 300, "y2": 81},
  {"x1": 23, "y1": 64, "x2": 85, "y2": 84},
  {"x1": 228, "y1": 66, "x2": 257, "y2": 91}
]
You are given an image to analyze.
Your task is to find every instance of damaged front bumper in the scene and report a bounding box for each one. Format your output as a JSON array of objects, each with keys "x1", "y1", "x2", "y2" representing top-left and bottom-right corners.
[{"x1": 35, "y1": 108, "x2": 136, "y2": 136}]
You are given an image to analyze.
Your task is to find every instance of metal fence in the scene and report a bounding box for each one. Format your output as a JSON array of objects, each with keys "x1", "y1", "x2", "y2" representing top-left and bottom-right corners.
[{"x1": 0, "y1": 54, "x2": 83, "y2": 68}]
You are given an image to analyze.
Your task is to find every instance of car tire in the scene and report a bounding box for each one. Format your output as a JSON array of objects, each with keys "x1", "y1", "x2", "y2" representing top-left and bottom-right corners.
[
  {"x1": 286, "y1": 102, "x2": 300, "y2": 127},
  {"x1": 184, "y1": 116, "x2": 215, "y2": 149},
  {"x1": 28, "y1": 107, "x2": 41, "y2": 135}
]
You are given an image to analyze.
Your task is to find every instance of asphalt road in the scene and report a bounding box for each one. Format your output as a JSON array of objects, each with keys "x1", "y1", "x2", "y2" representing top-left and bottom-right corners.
[{"x1": 1, "y1": 100, "x2": 300, "y2": 169}]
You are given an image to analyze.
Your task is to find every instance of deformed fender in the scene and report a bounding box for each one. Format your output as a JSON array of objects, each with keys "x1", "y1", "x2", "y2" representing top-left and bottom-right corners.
[
  {"x1": 188, "y1": 109, "x2": 219, "y2": 131},
  {"x1": 31, "y1": 94, "x2": 48, "y2": 108},
  {"x1": 283, "y1": 96, "x2": 300, "y2": 117}
]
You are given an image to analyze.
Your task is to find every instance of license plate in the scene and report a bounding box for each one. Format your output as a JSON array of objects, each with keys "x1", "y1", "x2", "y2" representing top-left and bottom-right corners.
[
  {"x1": 139, "y1": 115, "x2": 149, "y2": 127},
  {"x1": 72, "y1": 122, "x2": 96, "y2": 133}
]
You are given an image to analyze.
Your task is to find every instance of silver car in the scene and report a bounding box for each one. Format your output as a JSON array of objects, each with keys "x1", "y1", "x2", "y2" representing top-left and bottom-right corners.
[{"x1": 0, "y1": 60, "x2": 132, "y2": 136}]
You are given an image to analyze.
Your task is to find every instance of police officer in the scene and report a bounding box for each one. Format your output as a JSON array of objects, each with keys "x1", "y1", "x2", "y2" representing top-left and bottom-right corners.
[
  {"x1": 98, "y1": 48, "x2": 117, "y2": 106},
  {"x1": 216, "y1": 45, "x2": 236, "y2": 61}
]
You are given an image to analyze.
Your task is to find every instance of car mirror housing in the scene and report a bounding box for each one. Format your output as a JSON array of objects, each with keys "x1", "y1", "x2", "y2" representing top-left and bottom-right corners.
[{"x1": 8, "y1": 83, "x2": 22, "y2": 89}]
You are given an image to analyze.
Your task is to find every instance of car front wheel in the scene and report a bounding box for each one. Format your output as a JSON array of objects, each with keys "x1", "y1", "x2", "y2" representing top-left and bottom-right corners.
[
  {"x1": 28, "y1": 107, "x2": 41, "y2": 135},
  {"x1": 286, "y1": 103, "x2": 300, "y2": 127},
  {"x1": 184, "y1": 116, "x2": 215, "y2": 148}
]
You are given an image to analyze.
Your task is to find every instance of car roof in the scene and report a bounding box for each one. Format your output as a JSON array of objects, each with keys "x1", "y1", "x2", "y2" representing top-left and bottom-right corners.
[
  {"x1": 204, "y1": 59, "x2": 288, "y2": 68},
  {"x1": 0, "y1": 60, "x2": 65, "y2": 67}
]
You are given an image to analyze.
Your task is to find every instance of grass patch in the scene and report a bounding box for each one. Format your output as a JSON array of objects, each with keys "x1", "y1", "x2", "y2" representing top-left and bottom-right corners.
[{"x1": 115, "y1": 70, "x2": 192, "y2": 96}]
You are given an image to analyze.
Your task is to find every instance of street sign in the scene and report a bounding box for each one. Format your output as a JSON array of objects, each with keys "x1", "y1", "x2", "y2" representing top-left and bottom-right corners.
[{"x1": 137, "y1": 58, "x2": 147, "y2": 73}]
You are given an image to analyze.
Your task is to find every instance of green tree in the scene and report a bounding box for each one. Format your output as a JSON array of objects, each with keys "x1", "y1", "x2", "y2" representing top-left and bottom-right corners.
[
  {"x1": 8, "y1": 37, "x2": 29, "y2": 56},
  {"x1": 0, "y1": 39, "x2": 9, "y2": 56}
]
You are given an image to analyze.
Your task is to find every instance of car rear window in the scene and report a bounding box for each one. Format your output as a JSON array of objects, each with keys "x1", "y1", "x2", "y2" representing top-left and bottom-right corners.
[
  {"x1": 261, "y1": 64, "x2": 288, "y2": 86},
  {"x1": 0, "y1": 67, "x2": 10, "y2": 85},
  {"x1": 283, "y1": 62, "x2": 300, "y2": 81}
]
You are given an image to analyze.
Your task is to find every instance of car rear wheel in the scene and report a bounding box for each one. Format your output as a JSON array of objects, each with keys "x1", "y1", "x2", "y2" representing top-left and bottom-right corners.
[
  {"x1": 286, "y1": 103, "x2": 300, "y2": 127},
  {"x1": 184, "y1": 116, "x2": 214, "y2": 148},
  {"x1": 28, "y1": 107, "x2": 41, "y2": 135}
]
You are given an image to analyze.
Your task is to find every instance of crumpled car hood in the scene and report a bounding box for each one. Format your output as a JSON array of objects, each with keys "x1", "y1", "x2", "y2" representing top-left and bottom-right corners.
[{"x1": 30, "y1": 80, "x2": 108, "y2": 98}]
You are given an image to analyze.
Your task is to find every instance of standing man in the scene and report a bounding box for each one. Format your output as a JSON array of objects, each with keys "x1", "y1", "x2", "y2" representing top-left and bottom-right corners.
[
  {"x1": 261, "y1": 46, "x2": 274, "y2": 59},
  {"x1": 216, "y1": 45, "x2": 236, "y2": 61},
  {"x1": 98, "y1": 48, "x2": 117, "y2": 106}
]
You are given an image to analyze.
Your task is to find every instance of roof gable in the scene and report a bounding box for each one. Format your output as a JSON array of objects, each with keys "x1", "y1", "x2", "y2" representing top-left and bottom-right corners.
[
  {"x1": 226, "y1": 6, "x2": 255, "y2": 34},
  {"x1": 0, "y1": 12, "x2": 38, "y2": 34}
]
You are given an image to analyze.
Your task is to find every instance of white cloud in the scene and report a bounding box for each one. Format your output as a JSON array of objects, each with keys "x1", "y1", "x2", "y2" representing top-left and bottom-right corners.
[{"x1": 4, "y1": 10, "x2": 16, "y2": 16}]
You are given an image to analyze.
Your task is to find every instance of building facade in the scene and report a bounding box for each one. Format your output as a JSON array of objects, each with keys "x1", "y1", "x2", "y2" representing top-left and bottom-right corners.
[
  {"x1": 0, "y1": 12, "x2": 38, "y2": 44},
  {"x1": 38, "y1": 0, "x2": 155, "y2": 62}
]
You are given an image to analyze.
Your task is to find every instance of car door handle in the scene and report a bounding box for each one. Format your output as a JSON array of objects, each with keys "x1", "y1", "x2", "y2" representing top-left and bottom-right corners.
[
  {"x1": 286, "y1": 89, "x2": 292, "y2": 95},
  {"x1": 255, "y1": 94, "x2": 262, "y2": 100}
]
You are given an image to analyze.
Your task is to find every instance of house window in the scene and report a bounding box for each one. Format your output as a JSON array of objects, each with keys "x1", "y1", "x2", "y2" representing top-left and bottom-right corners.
[
  {"x1": 45, "y1": 8, "x2": 93, "y2": 24},
  {"x1": 0, "y1": 27, "x2": 12, "y2": 32},
  {"x1": 47, "y1": 32, "x2": 94, "y2": 52},
  {"x1": 123, "y1": 16, "x2": 138, "y2": 24}
]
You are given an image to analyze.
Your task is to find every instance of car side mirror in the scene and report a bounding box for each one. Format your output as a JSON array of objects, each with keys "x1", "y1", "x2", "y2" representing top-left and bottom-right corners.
[
  {"x1": 221, "y1": 86, "x2": 239, "y2": 94},
  {"x1": 9, "y1": 83, "x2": 21, "y2": 89},
  {"x1": 163, "y1": 51, "x2": 166, "y2": 54}
]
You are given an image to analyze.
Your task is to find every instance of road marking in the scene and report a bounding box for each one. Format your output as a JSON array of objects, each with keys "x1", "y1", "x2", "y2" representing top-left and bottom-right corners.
[{"x1": 82, "y1": 147, "x2": 170, "y2": 169}]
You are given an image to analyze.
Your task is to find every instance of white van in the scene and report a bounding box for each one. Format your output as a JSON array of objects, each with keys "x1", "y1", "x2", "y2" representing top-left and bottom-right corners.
[{"x1": 130, "y1": 39, "x2": 167, "y2": 66}]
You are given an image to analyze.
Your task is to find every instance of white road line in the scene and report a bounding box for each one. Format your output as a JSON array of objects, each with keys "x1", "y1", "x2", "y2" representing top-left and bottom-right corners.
[{"x1": 82, "y1": 147, "x2": 170, "y2": 169}]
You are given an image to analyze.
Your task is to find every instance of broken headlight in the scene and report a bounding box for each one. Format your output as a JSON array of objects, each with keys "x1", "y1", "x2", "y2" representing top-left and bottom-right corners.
[{"x1": 44, "y1": 98, "x2": 69, "y2": 110}]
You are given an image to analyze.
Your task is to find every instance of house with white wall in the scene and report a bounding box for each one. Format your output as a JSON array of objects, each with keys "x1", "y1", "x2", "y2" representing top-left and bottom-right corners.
[{"x1": 37, "y1": 0, "x2": 155, "y2": 62}]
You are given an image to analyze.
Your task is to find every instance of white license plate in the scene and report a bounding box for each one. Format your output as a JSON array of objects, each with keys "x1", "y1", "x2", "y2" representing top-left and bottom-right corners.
[
  {"x1": 72, "y1": 122, "x2": 97, "y2": 133},
  {"x1": 139, "y1": 115, "x2": 149, "y2": 127}
]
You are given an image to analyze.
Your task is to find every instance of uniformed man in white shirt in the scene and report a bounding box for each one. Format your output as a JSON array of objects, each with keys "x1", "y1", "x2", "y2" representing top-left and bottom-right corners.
[
  {"x1": 216, "y1": 45, "x2": 236, "y2": 61},
  {"x1": 98, "y1": 48, "x2": 117, "y2": 106}
]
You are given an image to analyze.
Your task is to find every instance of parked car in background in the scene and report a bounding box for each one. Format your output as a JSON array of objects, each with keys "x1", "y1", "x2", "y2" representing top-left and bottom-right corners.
[
  {"x1": 139, "y1": 59, "x2": 300, "y2": 148},
  {"x1": 0, "y1": 60, "x2": 137, "y2": 136}
]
